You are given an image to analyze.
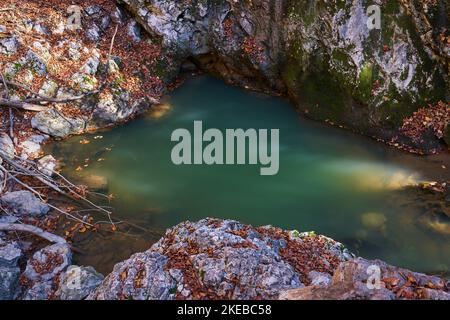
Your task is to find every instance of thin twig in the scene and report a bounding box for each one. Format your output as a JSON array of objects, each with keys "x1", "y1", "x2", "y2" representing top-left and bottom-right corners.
[
  {"x1": 0, "y1": 98, "x2": 48, "y2": 111},
  {"x1": 108, "y1": 25, "x2": 119, "y2": 59}
]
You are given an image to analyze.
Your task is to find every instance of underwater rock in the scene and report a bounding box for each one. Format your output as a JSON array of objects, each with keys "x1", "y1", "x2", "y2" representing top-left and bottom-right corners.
[
  {"x1": 0, "y1": 191, "x2": 50, "y2": 217},
  {"x1": 361, "y1": 212, "x2": 387, "y2": 233}
]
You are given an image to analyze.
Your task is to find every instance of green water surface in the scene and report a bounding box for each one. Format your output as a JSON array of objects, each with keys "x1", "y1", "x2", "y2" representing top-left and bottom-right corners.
[{"x1": 47, "y1": 76, "x2": 450, "y2": 275}]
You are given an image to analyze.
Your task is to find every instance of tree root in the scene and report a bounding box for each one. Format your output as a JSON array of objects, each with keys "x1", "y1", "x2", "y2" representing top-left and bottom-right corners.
[{"x1": 0, "y1": 222, "x2": 66, "y2": 244}]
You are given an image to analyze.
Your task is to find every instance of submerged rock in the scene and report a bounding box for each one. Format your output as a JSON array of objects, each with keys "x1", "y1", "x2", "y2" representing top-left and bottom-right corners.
[
  {"x1": 0, "y1": 191, "x2": 50, "y2": 217},
  {"x1": 22, "y1": 281, "x2": 53, "y2": 300},
  {"x1": 361, "y1": 212, "x2": 387, "y2": 233}
]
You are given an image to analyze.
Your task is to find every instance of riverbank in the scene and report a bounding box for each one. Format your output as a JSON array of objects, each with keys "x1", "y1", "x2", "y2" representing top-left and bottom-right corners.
[
  {"x1": 0, "y1": 0, "x2": 449, "y2": 300},
  {"x1": 2, "y1": 217, "x2": 450, "y2": 300},
  {"x1": 88, "y1": 218, "x2": 449, "y2": 300}
]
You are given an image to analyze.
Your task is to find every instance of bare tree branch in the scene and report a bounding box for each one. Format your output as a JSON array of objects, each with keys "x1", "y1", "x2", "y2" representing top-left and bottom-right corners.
[
  {"x1": 0, "y1": 223, "x2": 66, "y2": 244},
  {"x1": 0, "y1": 98, "x2": 48, "y2": 111}
]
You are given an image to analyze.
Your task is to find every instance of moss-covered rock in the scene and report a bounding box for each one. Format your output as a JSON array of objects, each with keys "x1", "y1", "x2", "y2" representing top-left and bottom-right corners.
[{"x1": 123, "y1": 0, "x2": 449, "y2": 152}]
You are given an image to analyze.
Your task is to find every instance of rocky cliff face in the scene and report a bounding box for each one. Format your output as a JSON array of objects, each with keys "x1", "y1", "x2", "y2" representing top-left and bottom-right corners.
[{"x1": 122, "y1": 0, "x2": 449, "y2": 152}]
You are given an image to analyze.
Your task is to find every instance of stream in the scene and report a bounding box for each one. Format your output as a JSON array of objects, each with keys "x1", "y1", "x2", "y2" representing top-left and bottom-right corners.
[{"x1": 46, "y1": 76, "x2": 450, "y2": 276}]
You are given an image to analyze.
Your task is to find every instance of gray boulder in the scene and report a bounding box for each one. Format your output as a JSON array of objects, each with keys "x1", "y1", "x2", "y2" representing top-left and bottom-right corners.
[
  {"x1": 127, "y1": 20, "x2": 142, "y2": 43},
  {"x1": 38, "y1": 80, "x2": 58, "y2": 98},
  {"x1": 0, "y1": 242, "x2": 22, "y2": 268},
  {"x1": 0, "y1": 267, "x2": 20, "y2": 300},
  {"x1": 307, "y1": 271, "x2": 332, "y2": 287},
  {"x1": 22, "y1": 281, "x2": 53, "y2": 300},
  {"x1": 37, "y1": 155, "x2": 57, "y2": 177},
  {"x1": 24, "y1": 49, "x2": 47, "y2": 76},
  {"x1": 23, "y1": 243, "x2": 72, "y2": 283},
  {"x1": 279, "y1": 258, "x2": 450, "y2": 300},
  {"x1": 56, "y1": 266, "x2": 104, "y2": 300},
  {"x1": 91, "y1": 92, "x2": 133, "y2": 126},
  {"x1": 0, "y1": 191, "x2": 50, "y2": 217},
  {"x1": 0, "y1": 133, "x2": 14, "y2": 160},
  {"x1": 19, "y1": 134, "x2": 48, "y2": 159},
  {"x1": 31, "y1": 109, "x2": 85, "y2": 138}
]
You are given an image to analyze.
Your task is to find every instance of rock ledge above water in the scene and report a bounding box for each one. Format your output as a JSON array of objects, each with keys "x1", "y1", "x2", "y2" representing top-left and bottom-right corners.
[{"x1": 89, "y1": 218, "x2": 450, "y2": 300}]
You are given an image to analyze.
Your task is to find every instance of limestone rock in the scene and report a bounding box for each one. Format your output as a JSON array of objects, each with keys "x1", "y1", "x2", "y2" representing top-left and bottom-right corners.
[
  {"x1": 37, "y1": 155, "x2": 57, "y2": 177},
  {"x1": 0, "y1": 191, "x2": 50, "y2": 217},
  {"x1": 89, "y1": 219, "x2": 352, "y2": 300},
  {"x1": 24, "y1": 49, "x2": 47, "y2": 76},
  {"x1": 0, "y1": 267, "x2": 20, "y2": 300},
  {"x1": 123, "y1": 0, "x2": 448, "y2": 152},
  {"x1": 38, "y1": 80, "x2": 59, "y2": 98},
  {"x1": 23, "y1": 243, "x2": 72, "y2": 284},
  {"x1": 0, "y1": 133, "x2": 15, "y2": 160},
  {"x1": 19, "y1": 134, "x2": 48, "y2": 159},
  {"x1": 31, "y1": 109, "x2": 85, "y2": 138},
  {"x1": 56, "y1": 266, "x2": 104, "y2": 300},
  {"x1": 127, "y1": 20, "x2": 142, "y2": 43},
  {"x1": 88, "y1": 252, "x2": 176, "y2": 300},
  {"x1": 279, "y1": 258, "x2": 450, "y2": 300},
  {"x1": 0, "y1": 37, "x2": 19, "y2": 55},
  {"x1": 22, "y1": 281, "x2": 53, "y2": 300}
]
